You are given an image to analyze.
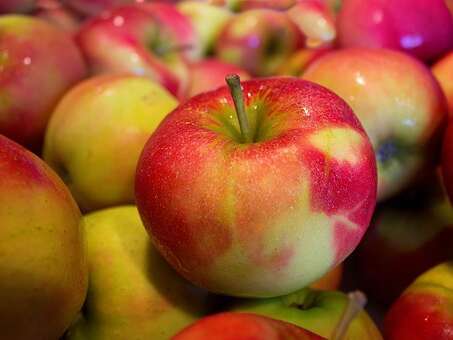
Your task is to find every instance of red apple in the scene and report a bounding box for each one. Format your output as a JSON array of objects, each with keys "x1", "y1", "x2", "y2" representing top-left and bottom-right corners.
[
  {"x1": 0, "y1": 15, "x2": 86, "y2": 150},
  {"x1": 35, "y1": 0, "x2": 81, "y2": 33},
  {"x1": 0, "y1": 0, "x2": 35, "y2": 14},
  {"x1": 172, "y1": 312, "x2": 326, "y2": 340},
  {"x1": 337, "y1": 0, "x2": 453, "y2": 62},
  {"x1": 441, "y1": 120, "x2": 453, "y2": 203},
  {"x1": 433, "y1": 51, "x2": 453, "y2": 116},
  {"x1": 135, "y1": 76, "x2": 377, "y2": 297}
]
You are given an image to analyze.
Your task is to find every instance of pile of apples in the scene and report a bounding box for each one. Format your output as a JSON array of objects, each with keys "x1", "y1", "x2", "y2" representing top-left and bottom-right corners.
[{"x1": 2, "y1": 0, "x2": 453, "y2": 339}]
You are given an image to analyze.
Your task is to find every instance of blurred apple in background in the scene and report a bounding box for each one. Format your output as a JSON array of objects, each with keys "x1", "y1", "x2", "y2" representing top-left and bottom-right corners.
[
  {"x1": 214, "y1": 9, "x2": 305, "y2": 76},
  {"x1": 337, "y1": 0, "x2": 453, "y2": 62},
  {"x1": 0, "y1": 0, "x2": 35, "y2": 14},
  {"x1": 64, "y1": 0, "x2": 143, "y2": 17},
  {"x1": 441, "y1": 120, "x2": 453, "y2": 203},
  {"x1": 35, "y1": 0, "x2": 81, "y2": 33},
  {"x1": 76, "y1": 3, "x2": 196, "y2": 98},
  {"x1": 433, "y1": 51, "x2": 453, "y2": 115},
  {"x1": 66, "y1": 206, "x2": 210, "y2": 340},
  {"x1": 384, "y1": 261, "x2": 453, "y2": 339},
  {"x1": 303, "y1": 48, "x2": 447, "y2": 201},
  {"x1": 277, "y1": 47, "x2": 331, "y2": 76},
  {"x1": 43, "y1": 74, "x2": 178, "y2": 212},
  {"x1": 0, "y1": 135, "x2": 87, "y2": 340},
  {"x1": 208, "y1": 0, "x2": 296, "y2": 12},
  {"x1": 0, "y1": 15, "x2": 86, "y2": 151}
]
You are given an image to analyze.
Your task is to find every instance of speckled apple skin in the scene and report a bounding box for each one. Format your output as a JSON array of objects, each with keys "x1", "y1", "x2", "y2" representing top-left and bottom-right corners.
[
  {"x1": 0, "y1": 135, "x2": 87, "y2": 340},
  {"x1": 433, "y1": 51, "x2": 453, "y2": 116},
  {"x1": 135, "y1": 77, "x2": 377, "y2": 297},
  {"x1": 304, "y1": 48, "x2": 447, "y2": 201},
  {"x1": 0, "y1": 15, "x2": 86, "y2": 150}
]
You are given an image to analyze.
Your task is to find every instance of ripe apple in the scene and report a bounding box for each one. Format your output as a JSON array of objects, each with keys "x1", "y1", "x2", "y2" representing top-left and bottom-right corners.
[
  {"x1": 277, "y1": 47, "x2": 331, "y2": 76},
  {"x1": 43, "y1": 74, "x2": 178, "y2": 212},
  {"x1": 186, "y1": 58, "x2": 250, "y2": 99},
  {"x1": 384, "y1": 261, "x2": 453, "y2": 339},
  {"x1": 231, "y1": 288, "x2": 383, "y2": 339},
  {"x1": 173, "y1": 312, "x2": 327, "y2": 340},
  {"x1": 0, "y1": 134, "x2": 87, "y2": 340},
  {"x1": 303, "y1": 48, "x2": 447, "y2": 201},
  {"x1": 433, "y1": 51, "x2": 453, "y2": 115},
  {"x1": 337, "y1": 0, "x2": 453, "y2": 62},
  {"x1": 135, "y1": 75, "x2": 377, "y2": 297},
  {"x1": 0, "y1": 0, "x2": 35, "y2": 14},
  {"x1": 65, "y1": 205, "x2": 210, "y2": 340},
  {"x1": 442, "y1": 121, "x2": 453, "y2": 203},
  {"x1": 0, "y1": 15, "x2": 86, "y2": 150},
  {"x1": 35, "y1": 0, "x2": 81, "y2": 33},
  {"x1": 76, "y1": 3, "x2": 196, "y2": 99},
  {"x1": 214, "y1": 9, "x2": 305, "y2": 76}
]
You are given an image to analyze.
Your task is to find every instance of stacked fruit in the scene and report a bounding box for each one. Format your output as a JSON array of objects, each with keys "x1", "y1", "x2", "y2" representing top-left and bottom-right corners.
[{"x1": 1, "y1": 0, "x2": 453, "y2": 339}]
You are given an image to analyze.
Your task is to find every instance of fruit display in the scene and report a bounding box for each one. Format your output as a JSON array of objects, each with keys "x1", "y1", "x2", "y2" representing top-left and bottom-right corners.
[{"x1": 1, "y1": 1, "x2": 453, "y2": 339}]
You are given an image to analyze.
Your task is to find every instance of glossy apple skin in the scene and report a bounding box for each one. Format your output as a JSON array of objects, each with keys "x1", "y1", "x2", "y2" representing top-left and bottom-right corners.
[
  {"x1": 442, "y1": 121, "x2": 453, "y2": 203},
  {"x1": 0, "y1": 15, "x2": 86, "y2": 150},
  {"x1": 303, "y1": 48, "x2": 447, "y2": 201},
  {"x1": 0, "y1": 0, "x2": 35, "y2": 14},
  {"x1": 66, "y1": 206, "x2": 209, "y2": 340},
  {"x1": 43, "y1": 75, "x2": 178, "y2": 212},
  {"x1": 384, "y1": 261, "x2": 453, "y2": 339},
  {"x1": 0, "y1": 135, "x2": 87, "y2": 340},
  {"x1": 433, "y1": 51, "x2": 453, "y2": 116},
  {"x1": 135, "y1": 77, "x2": 377, "y2": 297},
  {"x1": 355, "y1": 174, "x2": 453, "y2": 305},
  {"x1": 215, "y1": 9, "x2": 305, "y2": 76},
  {"x1": 173, "y1": 312, "x2": 326, "y2": 340},
  {"x1": 76, "y1": 4, "x2": 196, "y2": 99},
  {"x1": 186, "y1": 59, "x2": 250, "y2": 99},
  {"x1": 337, "y1": 0, "x2": 453, "y2": 62}
]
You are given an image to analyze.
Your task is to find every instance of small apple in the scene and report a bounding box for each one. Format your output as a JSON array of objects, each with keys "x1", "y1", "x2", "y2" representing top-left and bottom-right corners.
[
  {"x1": 65, "y1": 205, "x2": 210, "y2": 340},
  {"x1": 135, "y1": 75, "x2": 377, "y2": 297},
  {"x1": 0, "y1": 15, "x2": 86, "y2": 150},
  {"x1": 384, "y1": 261, "x2": 453, "y2": 339},
  {"x1": 442, "y1": 120, "x2": 453, "y2": 203},
  {"x1": 433, "y1": 51, "x2": 453, "y2": 115},
  {"x1": 0, "y1": 0, "x2": 35, "y2": 14},
  {"x1": 43, "y1": 74, "x2": 178, "y2": 212},
  {"x1": 0, "y1": 134, "x2": 87, "y2": 340},
  {"x1": 303, "y1": 48, "x2": 447, "y2": 201},
  {"x1": 337, "y1": 0, "x2": 453, "y2": 62},
  {"x1": 214, "y1": 9, "x2": 305, "y2": 76}
]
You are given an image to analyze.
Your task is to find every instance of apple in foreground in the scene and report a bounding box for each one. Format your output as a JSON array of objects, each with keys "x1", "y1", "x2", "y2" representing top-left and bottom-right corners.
[
  {"x1": 0, "y1": 134, "x2": 87, "y2": 340},
  {"x1": 135, "y1": 75, "x2": 377, "y2": 297},
  {"x1": 384, "y1": 261, "x2": 453, "y2": 339},
  {"x1": 433, "y1": 51, "x2": 453, "y2": 115},
  {"x1": 65, "y1": 205, "x2": 209, "y2": 340},
  {"x1": 303, "y1": 48, "x2": 447, "y2": 201},
  {"x1": 43, "y1": 75, "x2": 178, "y2": 212},
  {"x1": 442, "y1": 121, "x2": 453, "y2": 203},
  {"x1": 172, "y1": 312, "x2": 326, "y2": 340},
  {"x1": 0, "y1": 15, "x2": 86, "y2": 150}
]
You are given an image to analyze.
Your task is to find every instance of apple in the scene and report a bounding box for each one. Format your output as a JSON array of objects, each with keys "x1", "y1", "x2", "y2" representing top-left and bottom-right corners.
[
  {"x1": 337, "y1": 0, "x2": 453, "y2": 62},
  {"x1": 442, "y1": 120, "x2": 453, "y2": 203},
  {"x1": 433, "y1": 51, "x2": 453, "y2": 115},
  {"x1": 0, "y1": 134, "x2": 87, "y2": 340},
  {"x1": 65, "y1": 205, "x2": 210, "y2": 340},
  {"x1": 135, "y1": 75, "x2": 377, "y2": 297},
  {"x1": 231, "y1": 288, "x2": 383, "y2": 339},
  {"x1": 186, "y1": 58, "x2": 250, "y2": 99},
  {"x1": 35, "y1": 0, "x2": 81, "y2": 33},
  {"x1": 0, "y1": 15, "x2": 86, "y2": 150},
  {"x1": 214, "y1": 9, "x2": 305, "y2": 76},
  {"x1": 65, "y1": 0, "x2": 143, "y2": 17},
  {"x1": 0, "y1": 0, "x2": 35, "y2": 14},
  {"x1": 172, "y1": 312, "x2": 327, "y2": 340},
  {"x1": 310, "y1": 264, "x2": 343, "y2": 291},
  {"x1": 354, "y1": 172, "x2": 453, "y2": 305},
  {"x1": 384, "y1": 261, "x2": 453, "y2": 339},
  {"x1": 208, "y1": 0, "x2": 296, "y2": 12},
  {"x1": 76, "y1": 3, "x2": 196, "y2": 99},
  {"x1": 43, "y1": 74, "x2": 178, "y2": 212},
  {"x1": 277, "y1": 47, "x2": 331, "y2": 76},
  {"x1": 303, "y1": 48, "x2": 447, "y2": 201}
]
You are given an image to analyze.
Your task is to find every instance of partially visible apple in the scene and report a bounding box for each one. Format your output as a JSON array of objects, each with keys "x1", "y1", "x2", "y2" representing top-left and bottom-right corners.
[
  {"x1": 43, "y1": 74, "x2": 178, "y2": 212},
  {"x1": 65, "y1": 0, "x2": 142, "y2": 17},
  {"x1": 65, "y1": 205, "x2": 210, "y2": 340},
  {"x1": 0, "y1": 134, "x2": 87, "y2": 340},
  {"x1": 303, "y1": 48, "x2": 447, "y2": 201},
  {"x1": 0, "y1": 0, "x2": 35, "y2": 14},
  {"x1": 442, "y1": 120, "x2": 453, "y2": 203},
  {"x1": 208, "y1": 0, "x2": 296, "y2": 12},
  {"x1": 310, "y1": 264, "x2": 343, "y2": 291},
  {"x1": 35, "y1": 0, "x2": 81, "y2": 33},
  {"x1": 433, "y1": 51, "x2": 453, "y2": 115},
  {"x1": 277, "y1": 47, "x2": 331, "y2": 76}
]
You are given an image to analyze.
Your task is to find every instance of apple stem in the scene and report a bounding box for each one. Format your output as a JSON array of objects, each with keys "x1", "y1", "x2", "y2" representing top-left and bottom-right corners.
[
  {"x1": 330, "y1": 291, "x2": 367, "y2": 340},
  {"x1": 225, "y1": 74, "x2": 252, "y2": 143}
]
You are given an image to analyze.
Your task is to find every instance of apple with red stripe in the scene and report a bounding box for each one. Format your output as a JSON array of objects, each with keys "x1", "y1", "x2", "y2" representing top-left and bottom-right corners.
[{"x1": 135, "y1": 75, "x2": 377, "y2": 297}]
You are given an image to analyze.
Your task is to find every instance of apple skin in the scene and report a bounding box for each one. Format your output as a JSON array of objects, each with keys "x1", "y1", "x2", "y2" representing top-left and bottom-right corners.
[
  {"x1": 303, "y1": 48, "x2": 447, "y2": 201},
  {"x1": 310, "y1": 264, "x2": 342, "y2": 291},
  {"x1": 43, "y1": 74, "x2": 178, "y2": 212},
  {"x1": 0, "y1": 0, "x2": 35, "y2": 14},
  {"x1": 337, "y1": 0, "x2": 453, "y2": 62},
  {"x1": 208, "y1": 0, "x2": 296, "y2": 11},
  {"x1": 0, "y1": 15, "x2": 86, "y2": 150},
  {"x1": 441, "y1": 121, "x2": 453, "y2": 203},
  {"x1": 65, "y1": 205, "x2": 210, "y2": 340},
  {"x1": 35, "y1": 0, "x2": 81, "y2": 33},
  {"x1": 384, "y1": 261, "x2": 453, "y2": 339},
  {"x1": 65, "y1": 0, "x2": 145, "y2": 17},
  {"x1": 173, "y1": 312, "x2": 326, "y2": 340},
  {"x1": 214, "y1": 9, "x2": 305, "y2": 76},
  {"x1": 433, "y1": 51, "x2": 453, "y2": 116},
  {"x1": 0, "y1": 134, "x2": 87, "y2": 340},
  {"x1": 76, "y1": 3, "x2": 196, "y2": 99},
  {"x1": 354, "y1": 173, "x2": 453, "y2": 305},
  {"x1": 135, "y1": 77, "x2": 377, "y2": 297},
  {"x1": 231, "y1": 288, "x2": 383, "y2": 340},
  {"x1": 277, "y1": 47, "x2": 331, "y2": 77},
  {"x1": 186, "y1": 58, "x2": 250, "y2": 99}
]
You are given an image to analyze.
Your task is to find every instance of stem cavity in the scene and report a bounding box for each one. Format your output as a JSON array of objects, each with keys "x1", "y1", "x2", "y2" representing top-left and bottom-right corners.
[{"x1": 225, "y1": 74, "x2": 252, "y2": 143}]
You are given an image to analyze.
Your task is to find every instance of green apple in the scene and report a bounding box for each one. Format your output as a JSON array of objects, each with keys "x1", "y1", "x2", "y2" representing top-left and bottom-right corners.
[
  {"x1": 43, "y1": 74, "x2": 178, "y2": 212},
  {"x1": 65, "y1": 205, "x2": 210, "y2": 340}
]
